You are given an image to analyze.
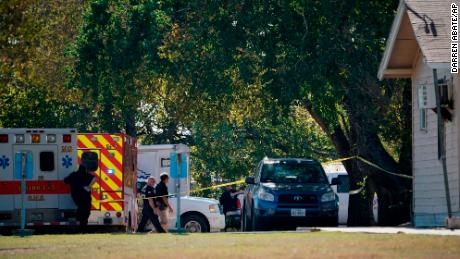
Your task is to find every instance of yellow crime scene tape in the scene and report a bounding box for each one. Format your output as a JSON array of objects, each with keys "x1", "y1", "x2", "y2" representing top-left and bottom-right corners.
[
  {"x1": 100, "y1": 156, "x2": 411, "y2": 202},
  {"x1": 322, "y1": 155, "x2": 412, "y2": 195},
  {"x1": 322, "y1": 155, "x2": 413, "y2": 179},
  {"x1": 100, "y1": 179, "x2": 245, "y2": 203}
]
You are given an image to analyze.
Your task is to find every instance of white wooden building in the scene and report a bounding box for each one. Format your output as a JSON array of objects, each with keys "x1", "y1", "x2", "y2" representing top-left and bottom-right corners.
[{"x1": 378, "y1": 0, "x2": 460, "y2": 227}]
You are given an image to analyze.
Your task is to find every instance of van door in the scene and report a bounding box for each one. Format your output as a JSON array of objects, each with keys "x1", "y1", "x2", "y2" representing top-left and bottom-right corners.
[{"x1": 37, "y1": 146, "x2": 59, "y2": 209}]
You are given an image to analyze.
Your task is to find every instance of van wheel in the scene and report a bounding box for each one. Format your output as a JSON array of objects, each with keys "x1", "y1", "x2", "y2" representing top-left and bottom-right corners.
[{"x1": 182, "y1": 214, "x2": 209, "y2": 233}]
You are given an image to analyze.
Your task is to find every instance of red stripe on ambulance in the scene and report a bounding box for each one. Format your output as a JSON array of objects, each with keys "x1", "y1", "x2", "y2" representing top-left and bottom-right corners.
[{"x1": 0, "y1": 180, "x2": 70, "y2": 195}]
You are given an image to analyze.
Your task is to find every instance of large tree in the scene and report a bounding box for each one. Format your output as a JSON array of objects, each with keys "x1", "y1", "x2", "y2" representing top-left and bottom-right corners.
[
  {"x1": 4, "y1": 0, "x2": 412, "y2": 225},
  {"x1": 161, "y1": 0, "x2": 412, "y2": 225},
  {"x1": 70, "y1": 0, "x2": 174, "y2": 136}
]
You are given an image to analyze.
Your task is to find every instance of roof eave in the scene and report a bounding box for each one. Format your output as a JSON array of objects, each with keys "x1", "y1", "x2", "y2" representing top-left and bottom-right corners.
[{"x1": 378, "y1": 1, "x2": 407, "y2": 80}]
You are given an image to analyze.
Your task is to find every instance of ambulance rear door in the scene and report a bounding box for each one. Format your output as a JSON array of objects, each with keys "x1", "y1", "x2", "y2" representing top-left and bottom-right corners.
[{"x1": 13, "y1": 144, "x2": 58, "y2": 209}]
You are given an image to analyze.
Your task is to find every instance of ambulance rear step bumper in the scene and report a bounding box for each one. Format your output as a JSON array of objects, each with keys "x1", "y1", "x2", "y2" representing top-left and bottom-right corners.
[{"x1": 0, "y1": 221, "x2": 74, "y2": 227}]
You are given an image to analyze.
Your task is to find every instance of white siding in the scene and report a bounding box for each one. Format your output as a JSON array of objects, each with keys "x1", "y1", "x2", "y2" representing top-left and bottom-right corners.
[{"x1": 412, "y1": 55, "x2": 460, "y2": 226}]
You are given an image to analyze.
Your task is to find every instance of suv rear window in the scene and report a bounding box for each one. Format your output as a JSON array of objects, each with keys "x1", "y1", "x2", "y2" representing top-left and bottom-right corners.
[
  {"x1": 40, "y1": 151, "x2": 55, "y2": 171},
  {"x1": 261, "y1": 162, "x2": 328, "y2": 184}
]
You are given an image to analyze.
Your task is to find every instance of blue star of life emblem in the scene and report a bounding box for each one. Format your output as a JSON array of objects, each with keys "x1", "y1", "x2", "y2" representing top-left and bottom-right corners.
[
  {"x1": 0, "y1": 155, "x2": 10, "y2": 169},
  {"x1": 62, "y1": 155, "x2": 73, "y2": 168}
]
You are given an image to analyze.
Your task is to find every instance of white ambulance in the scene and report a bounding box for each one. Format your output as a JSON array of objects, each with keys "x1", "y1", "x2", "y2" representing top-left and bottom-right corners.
[
  {"x1": 138, "y1": 144, "x2": 225, "y2": 232},
  {"x1": 0, "y1": 128, "x2": 78, "y2": 228}
]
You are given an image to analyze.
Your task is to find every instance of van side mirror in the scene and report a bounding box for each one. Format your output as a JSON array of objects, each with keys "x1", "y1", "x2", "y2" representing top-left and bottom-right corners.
[
  {"x1": 245, "y1": 177, "x2": 255, "y2": 185},
  {"x1": 331, "y1": 177, "x2": 341, "y2": 185}
]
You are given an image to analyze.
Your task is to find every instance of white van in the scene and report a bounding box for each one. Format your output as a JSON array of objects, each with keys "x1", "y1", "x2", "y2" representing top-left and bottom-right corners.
[
  {"x1": 137, "y1": 144, "x2": 225, "y2": 232},
  {"x1": 324, "y1": 163, "x2": 349, "y2": 225}
]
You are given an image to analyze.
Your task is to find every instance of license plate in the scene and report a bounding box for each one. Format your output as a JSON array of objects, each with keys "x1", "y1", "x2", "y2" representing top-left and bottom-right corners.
[{"x1": 290, "y1": 209, "x2": 306, "y2": 217}]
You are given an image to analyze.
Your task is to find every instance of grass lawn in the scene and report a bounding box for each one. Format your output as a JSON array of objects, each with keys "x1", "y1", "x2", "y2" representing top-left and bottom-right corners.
[{"x1": 1, "y1": 231, "x2": 459, "y2": 259}]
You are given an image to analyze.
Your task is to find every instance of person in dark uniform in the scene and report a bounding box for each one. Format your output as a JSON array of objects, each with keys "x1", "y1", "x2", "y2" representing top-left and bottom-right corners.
[
  {"x1": 64, "y1": 164, "x2": 96, "y2": 232},
  {"x1": 137, "y1": 176, "x2": 166, "y2": 233},
  {"x1": 219, "y1": 185, "x2": 241, "y2": 215},
  {"x1": 155, "y1": 173, "x2": 173, "y2": 232},
  {"x1": 220, "y1": 185, "x2": 244, "y2": 231}
]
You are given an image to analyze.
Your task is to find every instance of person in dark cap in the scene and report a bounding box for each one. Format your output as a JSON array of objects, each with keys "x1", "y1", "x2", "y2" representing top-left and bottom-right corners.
[
  {"x1": 137, "y1": 176, "x2": 166, "y2": 233},
  {"x1": 156, "y1": 173, "x2": 173, "y2": 232},
  {"x1": 64, "y1": 164, "x2": 96, "y2": 232}
]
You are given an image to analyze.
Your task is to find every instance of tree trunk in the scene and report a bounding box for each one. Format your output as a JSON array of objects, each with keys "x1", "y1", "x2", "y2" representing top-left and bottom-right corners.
[
  {"x1": 125, "y1": 111, "x2": 137, "y2": 137},
  {"x1": 305, "y1": 100, "x2": 412, "y2": 226}
]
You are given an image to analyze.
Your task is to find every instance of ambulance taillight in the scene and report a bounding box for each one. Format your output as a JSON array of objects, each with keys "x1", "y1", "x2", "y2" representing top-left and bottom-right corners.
[
  {"x1": 0, "y1": 134, "x2": 8, "y2": 143},
  {"x1": 63, "y1": 134, "x2": 72, "y2": 143}
]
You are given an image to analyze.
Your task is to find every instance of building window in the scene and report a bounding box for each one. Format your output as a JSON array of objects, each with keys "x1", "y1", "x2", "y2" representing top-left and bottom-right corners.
[{"x1": 420, "y1": 108, "x2": 427, "y2": 130}]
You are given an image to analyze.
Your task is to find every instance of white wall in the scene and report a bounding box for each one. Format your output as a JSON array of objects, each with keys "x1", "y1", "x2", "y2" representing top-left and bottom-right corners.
[{"x1": 411, "y1": 55, "x2": 460, "y2": 226}]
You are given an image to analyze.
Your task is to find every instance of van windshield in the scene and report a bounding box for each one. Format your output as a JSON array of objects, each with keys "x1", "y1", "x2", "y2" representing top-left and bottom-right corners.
[{"x1": 261, "y1": 162, "x2": 328, "y2": 184}]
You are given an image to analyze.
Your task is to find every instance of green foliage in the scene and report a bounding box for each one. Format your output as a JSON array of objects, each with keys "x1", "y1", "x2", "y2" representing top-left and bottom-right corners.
[
  {"x1": 70, "y1": 0, "x2": 173, "y2": 135},
  {"x1": 191, "y1": 104, "x2": 335, "y2": 198},
  {"x1": 0, "y1": 0, "x2": 409, "y2": 207},
  {"x1": 0, "y1": 0, "x2": 88, "y2": 128}
]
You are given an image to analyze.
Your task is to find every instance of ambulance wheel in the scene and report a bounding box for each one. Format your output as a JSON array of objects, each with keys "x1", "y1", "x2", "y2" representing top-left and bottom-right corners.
[{"x1": 181, "y1": 213, "x2": 209, "y2": 233}]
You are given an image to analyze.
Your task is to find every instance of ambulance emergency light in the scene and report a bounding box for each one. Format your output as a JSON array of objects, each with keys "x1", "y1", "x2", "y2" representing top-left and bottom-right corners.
[
  {"x1": 0, "y1": 134, "x2": 8, "y2": 143},
  {"x1": 46, "y1": 134, "x2": 56, "y2": 143},
  {"x1": 31, "y1": 134, "x2": 40, "y2": 143},
  {"x1": 15, "y1": 134, "x2": 25, "y2": 143},
  {"x1": 14, "y1": 152, "x2": 33, "y2": 179},
  {"x1": 63, "y1": 134, "x2": 72, "y2": 143}
]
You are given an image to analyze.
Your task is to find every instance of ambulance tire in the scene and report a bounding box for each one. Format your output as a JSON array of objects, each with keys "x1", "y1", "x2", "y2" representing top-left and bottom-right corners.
[{"x1": 181, "y1": 213, "x2": 209, "y2": 233}]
